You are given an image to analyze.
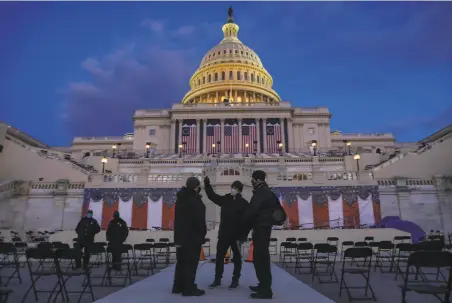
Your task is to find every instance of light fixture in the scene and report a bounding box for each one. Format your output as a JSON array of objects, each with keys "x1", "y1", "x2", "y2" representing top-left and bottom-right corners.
[
  {"x1": 353, "y1": 153, "x2": 361, "y2": 160},
  {"x1": 245, "y1": 143, "x2": 249, "y2": 148},
  {"x1": 311, "y1": 141, "x2": 317, "y2": 147},
  {"x1": 178, "y1": 144, "x2": 183, "y2": 148},
  {"x1": 278, "y1": 143, "x2": 283, "y2": 148},
  {"x1": 346, "y1": 142, "x2": 351, "y2": 146},
  {"x1": 101, "y1": 157, "x2": 108, "y2": 164},
  {"x1": 212, "y1": 143, "x2": 216, "y2": 148},
  {"x1": 145, "y1": 143, "x2": 150, "y2": 149},
  {"x1": 112, "y1": 145, "x2": 117, "y2": 149}
]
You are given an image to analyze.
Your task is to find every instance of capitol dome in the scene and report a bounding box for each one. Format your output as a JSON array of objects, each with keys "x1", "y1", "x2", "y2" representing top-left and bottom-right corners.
[{"x1": 181, "y1": 8, "x2": 281, "y2": 104}]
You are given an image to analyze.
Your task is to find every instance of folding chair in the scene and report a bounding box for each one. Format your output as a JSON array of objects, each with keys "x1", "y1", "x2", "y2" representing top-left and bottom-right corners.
[
  {"x1": 364, "y1": 236, "x2": 374, "y2": 244},
  {"x1": 297, "y1": 237, "x2": 308, "y2": 243},
  {"x1": 84, "y1": 243, "x2": 107, "y2": 287},
  {"x1": 203, "y1": 238, "x2": 211, "y2": 256},
  {"x1": 339, "y1": 247, "x2": 376, "y2": 301},
  {"x1": 312, "y1": 243, "x2": 338, "y2": 283},
  {"x1": 269, "y1": 238, "x2": 278, "y2": 255},
  {"x1": 153, "y1": 242, "x2": 170, "y2": 268},
  {"x1": 103, "y1": 244, "x2": 133, "y2": 287},
  {"x1": 399, "y1": 250, "x2": 452, "y2": 303},
  {"x1": 327, "y1": 237, "x2": 339, "y2": 247},
  {"x1": 133, "y1": 243, "x2": 154, "y2": 276},
  {"x1": 13, "y1": 242, "x2": 28, "y2": 268},
  {"x1": 394, "y1": 243, "x2": 417, "y2": 280},
  {"x1": 295, "y1": 242, "x2": 313, "y2": 274},
  {"x1": 374, "y1": 241, "x2": 394, "y2": 273},
  {"x1": 341, "y1": 241, "x2": 354, "y2": 258},
  {"x1": 279, "y1": 242, "x2": 297, "y2": 268},
  {"x1": 0, "y1": 243, "x2": 22, "y2": 286},
  {"x1": 54, "y1": 248, "x2": 95, "y2": 303},
  {"x1": 394, "y1": 235, "x2": 411, "y2": 245},
  {"x1": 22, "y1": 247, "x2": 62, "y2": 303},
  {"x1": 286, "y1": 237, "x2": 297, "y2": 243}
]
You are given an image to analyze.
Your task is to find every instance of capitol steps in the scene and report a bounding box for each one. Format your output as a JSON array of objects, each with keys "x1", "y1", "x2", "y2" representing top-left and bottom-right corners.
[{"x1": 373, "y1": 132, "x2": 452, "y2": 178}]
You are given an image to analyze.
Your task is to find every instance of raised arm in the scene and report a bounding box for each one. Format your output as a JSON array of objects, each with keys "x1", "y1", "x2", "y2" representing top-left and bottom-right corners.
[{"x1": 204, "y1": 184, "x2": 225, "y2": 207}]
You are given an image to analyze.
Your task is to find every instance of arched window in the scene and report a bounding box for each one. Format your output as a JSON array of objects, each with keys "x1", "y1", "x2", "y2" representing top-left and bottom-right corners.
[
  {"x1": 214, "y1": 73, "x2": 218, "y2": 81},
  {"x1": 197, "y1": 79, "x2": 200, "y2": 85},
  {"x1": 221, "y1": 71, "x2": 225, "y2": 80},
  {"x1": 229, "y1": 71, "x2": 233, "y2": 80},
  {"x1": 257, "y1": 76, "x2": 260, "y2": 83},
  {"x1": 244, "y1": 72, "x2": 248, "y2": 81},
  {"x1": 221, "y1": 169, "x2": 240, "y2": 176},
  {"x1": 237, "y1": 71, "x2": 241, "y2": 80},
  {"x1": 250, "y1": 74, "x2": 255, "y2": 82},
  {"x1": 208, "y1": 74, "x2": 211, "y2": 82},
  {"x1": 202, "y1": 76, "x2": 205, "y2": 84}
]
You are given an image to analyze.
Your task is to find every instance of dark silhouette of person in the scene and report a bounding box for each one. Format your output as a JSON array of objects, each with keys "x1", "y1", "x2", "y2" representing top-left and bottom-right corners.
[
  {"x1": 204, "y1": 177, "x2": 248, "y2": 289},
  {"x1": 106, "y1": 211, "x2": 129, "y2": 270},
  {"x1": 240, "y1": 170, "x2": 278, "y2": 299},
  {"x1": 172, "y1": 177, "x2": 207, "y2": 296},
  {"x1": 75, "y1": 209, "x2": 100, "y2": 269}
]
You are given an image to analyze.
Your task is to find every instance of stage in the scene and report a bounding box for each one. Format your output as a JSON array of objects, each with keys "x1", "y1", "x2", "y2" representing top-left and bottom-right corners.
[{"x1": 94, "y1": 261, "x2": 334, "y2": 302}]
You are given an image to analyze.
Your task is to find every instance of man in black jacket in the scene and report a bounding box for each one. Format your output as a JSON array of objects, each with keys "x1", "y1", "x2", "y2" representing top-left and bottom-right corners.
[
  {"x1": 106, "y1": 211, "x2": 129, "y2": 270},
  {"x1": 204, "y1": 177, "x2": 248, "y2": 289},
  {"x1": 240, "y1": 170, "x2": 277, "y2": 299},
  {"x1": 75, "y1": 209, "x2": 101, "y2": 269},
  {"x1": 173, "y1": 177, "x2": 207, "y2": 297}
]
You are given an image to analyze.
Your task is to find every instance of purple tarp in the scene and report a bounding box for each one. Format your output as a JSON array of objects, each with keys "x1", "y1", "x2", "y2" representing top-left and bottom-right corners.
[{"x1": 377, "y1": 216, "x2": 426, "y2": 243}]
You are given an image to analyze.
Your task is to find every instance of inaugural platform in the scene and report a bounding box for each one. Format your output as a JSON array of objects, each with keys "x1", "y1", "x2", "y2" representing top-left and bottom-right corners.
[{"x1": 95, "y1": 262, "x2": 334, "y2": 303}]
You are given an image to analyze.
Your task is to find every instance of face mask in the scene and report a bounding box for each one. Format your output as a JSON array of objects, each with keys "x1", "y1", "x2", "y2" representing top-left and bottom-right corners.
[
  {"x1": 87, "y1": 213, "x2": 93, "y2": 219},
  {"x1": 231, "y1": 188, "x2": 237, "y2": 196}
]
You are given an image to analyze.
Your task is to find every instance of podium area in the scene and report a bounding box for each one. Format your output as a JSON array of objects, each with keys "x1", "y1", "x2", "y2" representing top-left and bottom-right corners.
[{"x1": 95, "y1": 261, "x2": 334, "y2": 303}]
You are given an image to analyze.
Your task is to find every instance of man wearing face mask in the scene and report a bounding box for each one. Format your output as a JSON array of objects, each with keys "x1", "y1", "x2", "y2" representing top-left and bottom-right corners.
[
  {"x1": 239, "y1": 170, "x2": 279, "y2": 299},
  {"x1": 106, "y1": 211, "x2": 129, "y2": 270},
  {"x1": 75, "y1": 209, "x2": 101, "y2": 269},
  {"x1": 204, "y1": 177, "x2": 248, "y2": 290},
  {"x1": 173, "y1": 177, "x2": 207, "y2": 297}
]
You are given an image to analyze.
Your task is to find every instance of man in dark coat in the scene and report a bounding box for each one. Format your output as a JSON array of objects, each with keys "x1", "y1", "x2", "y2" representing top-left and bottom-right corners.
[
  {"x1": 106, "y1": 211, "x2": 129, "y2": 270},
  {"x1": 172, "y1": 177, "x2": 207, "y2": 297},
  {"x1": 240, "y1": 170, "x2": 278, "y2": 299},
  {"x1": 204, "y1": 176, "x2": 248, "y2": 289},
  {"x1": 75, "y1": 209, "x2": 101, "y2": 269}
]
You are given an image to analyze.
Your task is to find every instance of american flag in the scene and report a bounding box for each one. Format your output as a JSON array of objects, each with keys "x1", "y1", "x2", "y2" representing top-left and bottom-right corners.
[
  {"x1": 266, "y1": 123, "x2": 282, "y2": 153},
  {"x1": 241, "y1": 123, "x2": 257, "y2": 153},
  {"x1": 206, "y1": 124, "x2": 221, "y2": 154},
  {"x1": 181, "y1": 124, "x2": 197, "y2": 154},
  {"x1": 224, "y1": 124, "x2": 239, "y2": 154}
]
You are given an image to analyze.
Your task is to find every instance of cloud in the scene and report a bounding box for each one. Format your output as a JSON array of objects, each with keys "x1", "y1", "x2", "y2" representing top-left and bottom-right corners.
[
  {"x1": 60, "y1": 20, "x2": 209, "y2": 137},
  {"x1": 173, "y1": 25, "x2": 195, "y2": 37},
  {"x1": 141, "y1": 18, "x2": 165, "y2": 33}
]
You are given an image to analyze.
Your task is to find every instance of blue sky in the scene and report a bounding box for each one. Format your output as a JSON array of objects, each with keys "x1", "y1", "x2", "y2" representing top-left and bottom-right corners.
[{"x1": 1, "y1": 2, "x2": 451, "y2": 146}]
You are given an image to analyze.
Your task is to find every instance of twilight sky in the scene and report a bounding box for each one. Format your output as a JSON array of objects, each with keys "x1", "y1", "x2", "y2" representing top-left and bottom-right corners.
[{"x1": 1, "y1": 1, "x2": 451, "y2": 146}]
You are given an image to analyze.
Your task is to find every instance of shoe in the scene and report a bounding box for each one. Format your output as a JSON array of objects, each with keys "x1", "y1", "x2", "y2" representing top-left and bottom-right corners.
[
  {"x1": 172, "y1": 288, "x2": 183, "y2": 294},
  {"x1": 182, "y1": 289, "x2": 206, "y2": 296},
  {"x1": 228, "y1": 280, "x2": 239, "y2": 289},
  {"x1": 249, "y1": 285, "x2": 260, "y2": 292},
  {"x1": 209, "y1": 279, "x2": 221, "y2": 289},
  {"x1": 250, "y1": 292, "x2": 273, "y2": 299}
]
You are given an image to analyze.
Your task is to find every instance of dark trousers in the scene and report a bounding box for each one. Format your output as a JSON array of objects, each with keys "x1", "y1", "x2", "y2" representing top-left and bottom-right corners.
[
  {"x1": 252, "y1": 226, "x2": 273, "y2": 293},
  {"x1": 109, "y1": 242, "x2": 124, "y2": 267},
  {"x1": 215, "y1": 238, "x2": 242, "y2": 281},
  {"x1": 74, "y1": 242, "x2": 91, "y2": 269},
  {"x1": 173, "y1": 244, "x2": 202, "y2": 293}
]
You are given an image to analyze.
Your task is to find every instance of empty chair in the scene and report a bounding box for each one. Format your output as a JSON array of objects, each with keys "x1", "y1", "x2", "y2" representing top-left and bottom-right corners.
[
  {"x1": 312, "y1": 244, "x2": 338, "y2": 284},
  {"x1": 297, "y1": 237, "x2": 308, "y2": 243},
  {"x1": 295, "y1": 242, "x2": 314, "y2": 274},
  {"x1": 133, "y1": 243, "x2": 154, "y2": 276},
  {"x1": 269, "y1": 238, "x2": 278, "y2": 255},
  {"x1": 326, "y1": 237, "x2": 339, "y2": 246},
  {"x1": 374, "y1": 241, "x2": 394, "y2": 273},
  {"x1": 364, "y1": 236, "x2": 374, "y2": 243},
  {"x1": 339, "y1": 247, "x2": 376, "y2": 301},
  {"x1": 279, "y1": 242, "x2": 297, "y2": 268},
  {"x1": 0, "y1": 243, "x2": 22, "y2": 286},
  {"x1": 202, "y1": 238, "x2": 211, "y2": 256},
  {"x1": 399, "y1": 250, "x2": 452, "y2": 303},
  {"x1": 286, "y1": 237, "x2": 297, "y2": 242}
]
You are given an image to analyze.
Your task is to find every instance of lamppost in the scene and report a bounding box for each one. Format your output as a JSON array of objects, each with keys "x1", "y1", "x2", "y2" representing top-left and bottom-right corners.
[
  {"x1": 217, "y1": 141, "x2": 221, "y2": 155},
  {"x1": 116, "y1": 143, "x2": 122, "y2": 158},
  {"x1": 245, "y1": 143, "x2": 249, "y2": 157},
  {"x1": 345, "y1": 141, "x2": 351, "y2": 155},
  {"x1": 112, "y1": 144, "x2": 117, "y2": 158},
  {"x1": 178, "y1": 144, "x2": 183, "y2": 158},
  {"x1": 145, "y1": 143, "x2": 150, "y2": 158},
  {"x1": 354, "y1": 153, "x2": 361, "y2": 172},
  {"x1": 182, "y1": 142, "x2": 187, "y2": 156},
  {"x1": 311, "y1": 140, "x2": 317, "y2": 156},
  {"x1": 253, "y1": 140, "x2": 258, "y2": 155},
  {"x1": 101, "y1": 156, "x2": 108, "y2": 174},
  {"x1": 278, "y1": 143, "x2": 283, "y2": 156}
]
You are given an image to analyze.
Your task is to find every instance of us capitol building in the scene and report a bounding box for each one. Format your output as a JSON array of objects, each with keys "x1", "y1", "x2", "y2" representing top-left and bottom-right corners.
[{"x1": 0, "y1": 9, "x2": 451, "y2": 236}]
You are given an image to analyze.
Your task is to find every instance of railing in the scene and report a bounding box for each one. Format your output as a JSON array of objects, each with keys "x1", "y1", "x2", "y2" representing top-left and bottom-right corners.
[
  {"x1": 73, "y1": 135, "x2": 135, "y2": 142},
  {"x1": 377, "y1": 178, "x2": 436, "y2": 188},
  {"x1": 0, "y1": 180, "x2": 16, "y2": 195},
  {"x1": 173, "y1": 100, "x2": 291, "y2": 110},
  {"x1": 5, "y1": 136, "x2": 91, "y2": 175}
]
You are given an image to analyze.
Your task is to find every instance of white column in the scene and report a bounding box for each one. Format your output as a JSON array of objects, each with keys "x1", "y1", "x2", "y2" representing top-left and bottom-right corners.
[
  {"x1": 287, "y1": 119, "x2": 293, "y2": 153},
  {"x1": 220, "y1": 119, "x2": 225, "y2": 153},
  {"x1": 263, "y1": 118, "x2": 267, "y2": 153},
  {"x1": 178, "y1": 119, "x2": 183, "y2": 152},
  {"x1": 238, "y1": 119, "x2": 243, "y2": 153},
  {"x1": 256, "y1": 119, "x2": 261, "y2": 153},
  {"x1": 203, "y1": 119, "x2": 207, "y2": 155},
  {"x1": 196, "y1": 119, "x2": 200, "y2": 154},
  {"x1": 170, "y1": 121, "x2": 175, "y2": 154},
  {"x1": 280, "y1": 118, "x2": 286, "y2": 152}
]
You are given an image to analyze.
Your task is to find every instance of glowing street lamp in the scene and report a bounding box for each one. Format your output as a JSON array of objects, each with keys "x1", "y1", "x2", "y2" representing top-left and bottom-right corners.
[
  {"x1": 112, "y1": 144, "x2": 117, "y2": 158},
  {"x1": 278, "y1": 142, "x2": 284, "y2": 156},
  {"x1": 178, "y1": 144, "x2": 183, "y2": 158},
  {"x1": 145, "y1": 143, "x2": 151, "y2": 158},
  {"x1": 245, "y1": 143, "x2": 249, "y2": 157},
  {"x1": 311, "y1": 140, "x2": 317, "y2": 156},
  {"x1": 101, "y1": 157, "x2": 108, "y2": 174},
  {"x1": 345, "y1": 141, "x2": 352, "y2": 155},
  {"x1": 353, "y1": 153, "x2": 361, "y2": 171}
]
